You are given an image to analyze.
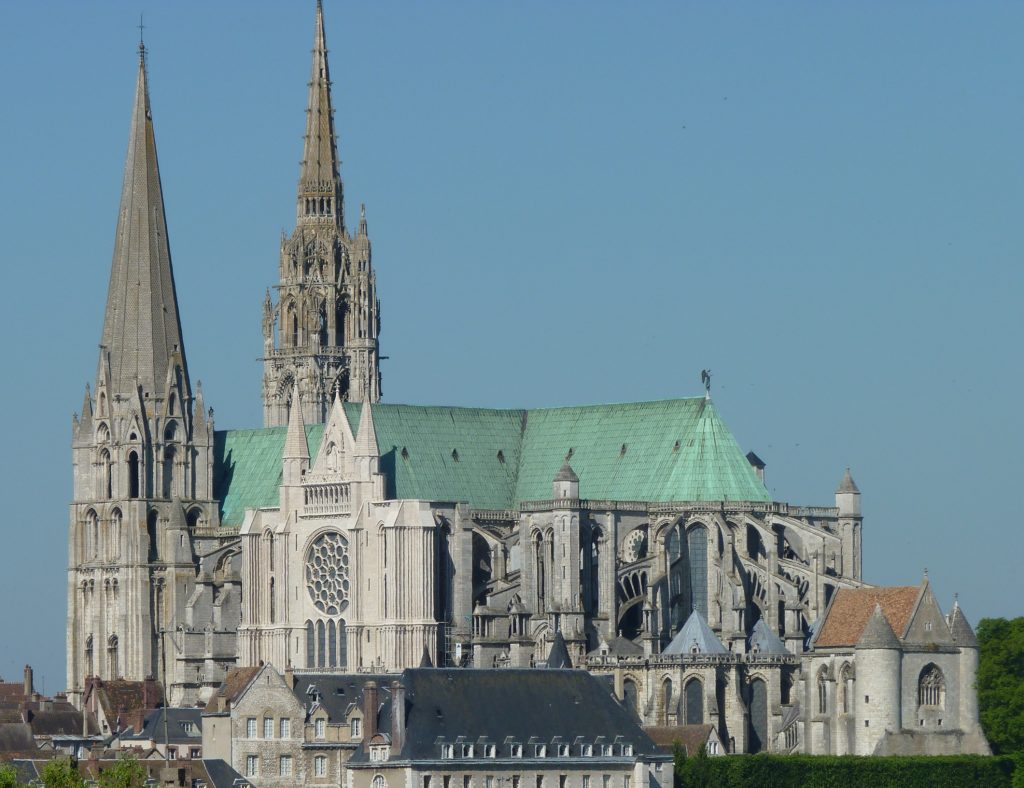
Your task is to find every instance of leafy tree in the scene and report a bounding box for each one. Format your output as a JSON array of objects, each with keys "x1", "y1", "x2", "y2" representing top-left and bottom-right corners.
[
  {"x1": 98, "y1": 755, "x2": 147, "y2": 788},
  {"x1": 39, "y1": 759, "x2": 85, "y2": 788},
  {"x1": 0, "y1": 763, "x2": 19, "y2": 788},
  {"x1": 977, "y1": 617, "x2": 1024, "y2": 755}
]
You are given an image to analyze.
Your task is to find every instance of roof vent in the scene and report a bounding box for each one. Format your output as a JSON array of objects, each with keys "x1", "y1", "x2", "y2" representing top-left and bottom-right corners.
[
  {"x1": 673, "y1": 440, "x2": 680, "y2": 452},
  {"x1": 401, "y1": 447, "x2": 409, "y2": 460},
  {"x1": 451, "y1": 449, "x2": 460, "y2": 462},
  {"x1": 497, "y1": 450, "x2": 505, "y2": 464},
  {"x1": 620, "y1": 443, "x2": 627, "y2": 456},
  {"x1": 565, "y1": 448, "x2": 574, "y2": 461}
]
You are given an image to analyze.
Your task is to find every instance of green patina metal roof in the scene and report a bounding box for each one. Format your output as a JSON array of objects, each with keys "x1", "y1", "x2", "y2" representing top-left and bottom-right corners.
[{"x1": 213, "y1": 398, "x2": 769, "y2": 526}]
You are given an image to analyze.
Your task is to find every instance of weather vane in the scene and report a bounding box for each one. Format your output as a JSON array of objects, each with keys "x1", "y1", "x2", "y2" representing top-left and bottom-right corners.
[{"x1": 701, "y1": 369, "x2": 712, "y2": 399}]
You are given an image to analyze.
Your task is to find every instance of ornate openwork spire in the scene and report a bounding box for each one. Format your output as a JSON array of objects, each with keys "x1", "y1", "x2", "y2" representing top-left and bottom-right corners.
[
  {"x1": 99, "y1": 44, "x2": 188, "y2": 397},
  {"x1": 297, "y1": 0, "x2": 344, "y2": 227}
]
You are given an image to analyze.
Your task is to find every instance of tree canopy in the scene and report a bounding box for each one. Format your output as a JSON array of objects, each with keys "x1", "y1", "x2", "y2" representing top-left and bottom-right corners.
[{"x1": 976, "y1": 616, "x2": 1024, "y2": 755}]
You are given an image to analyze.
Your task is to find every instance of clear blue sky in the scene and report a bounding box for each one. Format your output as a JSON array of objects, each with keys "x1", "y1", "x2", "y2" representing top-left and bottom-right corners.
[{"x1": 0, "y1": 1, "x2": 1021, "y2": 692}]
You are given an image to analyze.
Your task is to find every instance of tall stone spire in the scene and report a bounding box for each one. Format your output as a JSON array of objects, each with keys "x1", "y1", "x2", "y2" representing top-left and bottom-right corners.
[
  {"x1": 297, "y1": 0, "x2": 344, "y2": 228},
  {"x1": 99, "y1": 42, "x2": 188, "y2": 397},
  {"x1": 262, "y1": 0, "x2": 382, "y2": 427}
]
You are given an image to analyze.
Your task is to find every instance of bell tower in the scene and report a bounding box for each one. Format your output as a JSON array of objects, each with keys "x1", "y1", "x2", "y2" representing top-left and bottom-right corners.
[
  {"x1": 262, "y1": 0, "x2": 382, "y2": 427},
  {"x1": 68, "y1": 43, "x2": 220, "y2": 707}
]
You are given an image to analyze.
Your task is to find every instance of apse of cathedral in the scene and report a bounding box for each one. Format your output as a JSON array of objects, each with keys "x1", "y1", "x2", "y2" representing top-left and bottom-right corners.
[{"x1": 67, "y1": 2, "x2": 988, "y2": 756}]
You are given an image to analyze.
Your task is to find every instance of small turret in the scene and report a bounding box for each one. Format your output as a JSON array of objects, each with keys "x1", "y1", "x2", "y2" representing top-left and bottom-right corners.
[
  {"x1": 854, "y1": 604, "x2": 902, "y2": 754},
  {"x1": 948, "y1": 598, "x2": 983, "y2": 738},
  {"x1": 836, "y1": 467, "x2": 861, "y2": 516},
  {"x1": 553, "y1": 461, "x2": 579, "y2": 500}
]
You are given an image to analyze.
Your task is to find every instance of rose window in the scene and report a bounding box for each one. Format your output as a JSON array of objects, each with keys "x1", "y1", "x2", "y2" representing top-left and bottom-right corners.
[{"x1": 305, "y1": 531, "x2": 350, "y2": 615}]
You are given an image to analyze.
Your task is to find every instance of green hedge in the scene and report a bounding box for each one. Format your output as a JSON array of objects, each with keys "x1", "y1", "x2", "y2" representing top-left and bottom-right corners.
[{"x1": 673, "y1": 750, "x2": 1017, "y2": 788}]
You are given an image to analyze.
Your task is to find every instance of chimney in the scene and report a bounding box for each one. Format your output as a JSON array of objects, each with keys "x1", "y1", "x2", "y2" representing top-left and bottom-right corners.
[
  {"x1": 390, "y1": 680, "x2": 406, "y2": 754},
  {"x1": 362, "y1": 681, "x2": 378, "y2": 751},
  {"x1": 23, "y1": 665, "x2": 33, "y2": 698},
  {"x1": 284, "y1": 665, "x2": 295, "y2": 690},
  {"x1": 143, "y1": 675, "x2": 159, "y2": 709}
]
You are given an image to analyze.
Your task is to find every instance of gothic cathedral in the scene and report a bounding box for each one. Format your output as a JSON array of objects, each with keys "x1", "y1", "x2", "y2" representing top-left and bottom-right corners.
[{"x1": 67, "y1": 2, "x2": 988, "y2": 756}]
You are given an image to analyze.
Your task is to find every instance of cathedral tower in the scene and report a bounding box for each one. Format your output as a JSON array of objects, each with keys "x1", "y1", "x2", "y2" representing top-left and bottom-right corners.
[
  {"x1": 68, "y1": 43, "x2": 222, "y2": 706},
  {"x1": 262, "y1": 0, "x2": 382, "y2": 426}
]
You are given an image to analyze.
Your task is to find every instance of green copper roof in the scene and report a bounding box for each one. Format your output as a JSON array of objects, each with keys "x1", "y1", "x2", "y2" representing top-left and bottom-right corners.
[{"x1": 213, "y1": 398, "x2": 769, "y2": 526}]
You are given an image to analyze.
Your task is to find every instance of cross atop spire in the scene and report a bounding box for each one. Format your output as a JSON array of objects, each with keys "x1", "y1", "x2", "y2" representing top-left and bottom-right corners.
[
  {"x1": 297, "y1": 0, "x2": 344, "y2": 228},
  {"x1": 98, "y1": 44, "x2": 189, "y2": 398}
]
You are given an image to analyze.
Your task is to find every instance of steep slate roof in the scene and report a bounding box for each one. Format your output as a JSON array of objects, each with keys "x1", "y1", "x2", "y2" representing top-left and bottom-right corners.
[
  {"x1": 749, "y1": 619, "x2": 788, "y2": 655},
  {"x1": 350, "y1": 669, "x2": 665, "y2": 764},
  {"x1": 291, "y1": 672, "x2": 397, "y2": 723},
  {"x1": 122, "y1": 708, "x2": 203, "y2": 744},
  {"x1": 663, "y1": 610, "x2": 728, "y2": 656},
  {"x1": 214, "y1": 398, "x2": 769, "y2": 526},
  {"x1": 814, "y1": 585, "x2": 921, "y2": 648}
]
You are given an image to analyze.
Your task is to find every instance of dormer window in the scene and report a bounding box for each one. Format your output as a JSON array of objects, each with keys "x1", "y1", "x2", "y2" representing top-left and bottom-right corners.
[
  {"x1": 535, "y1": 744, "x2": 547, "y2": 758},
  {"x1": 581, "y1": 744, "x2": 593, "y2": 757},
  {"x1": 441, "y1": 744, "x2": 454, "y2": 759},
  {"x1": 484, "y1": 744, "x2": 496, "y2": 758},
  {"x1": 557, "y1": 744, "x2": 570, "y2": 757},
  {"x1": 510, "y1": 743, "x2": 523, "y2": 758},
  {"x1": 462, "y1": 743, "x2": 474, "y2": 758},
  {"x1": 622, "y1": 744, "x2": 633, "y2": 756},
  {"x1": 601, "y1": 744, "x2": 613, "y2": 757}
]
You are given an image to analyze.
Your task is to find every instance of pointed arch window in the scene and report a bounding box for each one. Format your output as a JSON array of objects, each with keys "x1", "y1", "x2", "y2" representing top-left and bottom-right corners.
[
  {"x1": 684, "y1": 678, "x2": 703, "y2": 725},
  {"x1": 589, "y1": 527, "x2": 602, "y2": 613},
  {"x1": 305, "y1": 620, "x2": 315, "y2": 669},
  {"x1": 686, "y1": 525, "x2": 709, "y2": 620},
  {"x1": 661, "y1": 678, "x2": 673, "y2": 726},
  {"x1": 86, "y1": 510, "x2": 99, "y2": 559},
  {"x1": 168, "y1": 392, "x2": 177, "y2": 416},
  {"x1": 109, "y1": 509, "x2": 122, "y2": 561},
  {"x1": 622, "y1": 678, "x2": 638, "y2": 713},
  {"x1": 107, "y1": 635, "x2": 119, "y2": 679},
  {"x1": 162, "y1": 446, "x2": 176, "y2": 499},
  {"x1": 817, "y1": 668, "x2": 828, "y2": 714},
  {"x1": 127, "y1": 451, "x2": 140, "y2": 499},
  {"x1": 918, "y1": 664, "x2": 945, "y2": 708},
  {"x1": 316, "y1": 620, "x2": 326, "y2": 668},
  {"x1": 840, "y1": 664, "x2": 853, "y2": 714},
  {"x1": 100, "y1": 450, "x2": 112, "y2": 500}
]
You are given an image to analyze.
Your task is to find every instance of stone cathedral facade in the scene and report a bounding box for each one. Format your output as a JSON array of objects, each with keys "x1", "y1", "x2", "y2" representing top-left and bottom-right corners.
[{"x1": 67, "y1": 2, "x2": 987, "y2": 756}]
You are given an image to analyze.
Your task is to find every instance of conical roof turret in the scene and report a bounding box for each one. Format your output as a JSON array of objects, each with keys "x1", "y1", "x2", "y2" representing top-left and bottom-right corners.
[
  {"x1": 856, "y1": 603, "x2": 901, "y2": 650},
  {"x1": 947, "y1": 599, "x2": 978, "y2": 648},
  {"x1": 546, "y1": 631, "x2": 573, "y2": 669},
  {"x1": 837, "y1": 467, "x2": 860, "y2": 494},
  {"x1": 554, "y1": 461, "x2": 579, "y2": 483},
  {"x1": 99, "y1": 44, "x2": 189, "y2": 398}
]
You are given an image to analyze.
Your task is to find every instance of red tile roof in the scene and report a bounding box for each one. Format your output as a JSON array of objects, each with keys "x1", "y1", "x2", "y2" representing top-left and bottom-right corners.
[{"x1": 814, "y1": 585, "x2": 921, "y2": 648}]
